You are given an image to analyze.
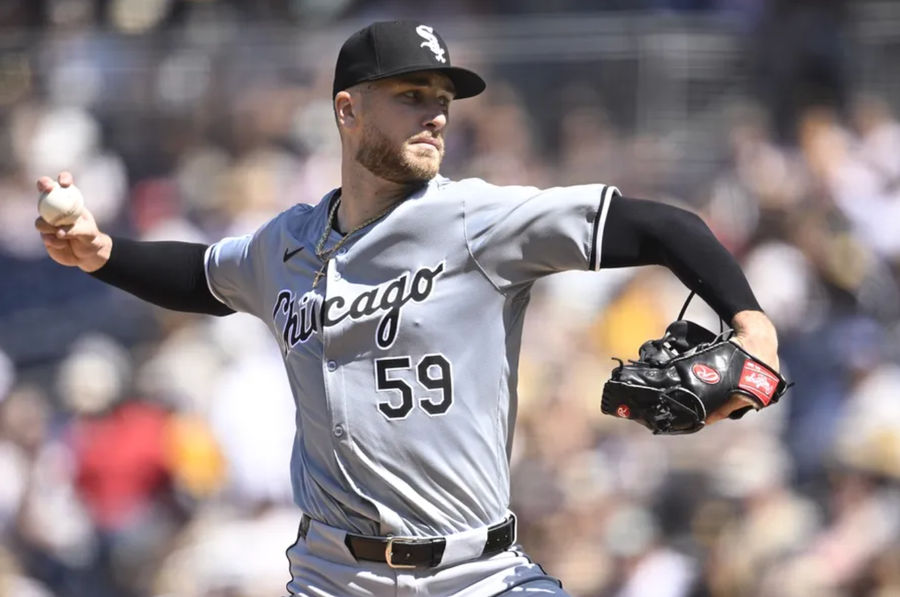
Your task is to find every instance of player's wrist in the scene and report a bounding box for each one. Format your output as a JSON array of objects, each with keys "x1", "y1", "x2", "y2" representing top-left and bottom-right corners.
[
  {"x1": 730, "y1": 310, "x2": 778, "y2": 356},
  {"x1": 78, "y1": 232, "x2": 113, "y2": 273},
  {"x1": 731, "y1": 309, "x2": 775, "y2": 335}
]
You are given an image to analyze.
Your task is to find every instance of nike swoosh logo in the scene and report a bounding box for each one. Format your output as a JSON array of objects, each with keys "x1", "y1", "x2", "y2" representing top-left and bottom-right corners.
[{"x1": 283, "y1": 246, "x2": 305, "y2": 262}]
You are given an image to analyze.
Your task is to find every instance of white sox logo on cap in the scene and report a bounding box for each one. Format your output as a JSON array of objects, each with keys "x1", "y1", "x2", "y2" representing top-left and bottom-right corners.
[
  {"x1": 332, "y1": 21, "x2": 485, "y2": 99},
  {"x1": 416, "y1": 25, "x2": 446, "y2": 63}
]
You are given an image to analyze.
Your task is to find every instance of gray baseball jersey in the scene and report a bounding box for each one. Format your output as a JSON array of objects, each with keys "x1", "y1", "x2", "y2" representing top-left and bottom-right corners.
[{"x1": 205, "y1": 175, "x2": 619, "y2": 538}]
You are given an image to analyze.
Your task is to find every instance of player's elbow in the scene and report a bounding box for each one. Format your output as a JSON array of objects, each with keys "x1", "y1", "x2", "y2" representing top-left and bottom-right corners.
[{"x1": 653, "y1": 203, "x2": 709, "y2": 238}]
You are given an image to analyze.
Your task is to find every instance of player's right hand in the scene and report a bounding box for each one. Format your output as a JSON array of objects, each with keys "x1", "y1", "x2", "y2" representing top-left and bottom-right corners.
[{"x1": 34, "y1": 171, "x2": 112, "y2": 273}]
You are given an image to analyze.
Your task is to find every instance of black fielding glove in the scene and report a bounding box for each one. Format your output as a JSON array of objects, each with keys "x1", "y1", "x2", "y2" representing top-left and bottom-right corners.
[{"x1": 601, "y1": 319, "x2": 790, "y2": 435}]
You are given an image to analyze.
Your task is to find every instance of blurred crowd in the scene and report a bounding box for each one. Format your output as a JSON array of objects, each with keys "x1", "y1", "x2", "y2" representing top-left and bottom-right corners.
[{"x1": 2, "y1": 2, "x2": 900, "y2": 597}]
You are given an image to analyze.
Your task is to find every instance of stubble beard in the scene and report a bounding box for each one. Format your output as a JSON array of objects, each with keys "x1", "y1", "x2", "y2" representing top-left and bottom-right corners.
[{"x1": 356, "y1": 121, "x2": 442, "y2": 185}]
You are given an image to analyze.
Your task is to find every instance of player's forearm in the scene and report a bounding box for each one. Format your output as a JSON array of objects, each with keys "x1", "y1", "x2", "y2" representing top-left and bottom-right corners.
[
  {"x1": 90, "y1": 236, "x2": 235, "y2": 316},
  {"x1": 601, "y1": 197, "x2": 760, "y2": 321}
]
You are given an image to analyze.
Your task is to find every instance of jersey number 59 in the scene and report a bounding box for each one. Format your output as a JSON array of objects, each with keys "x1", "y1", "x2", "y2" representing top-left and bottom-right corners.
[{"x1": 374, "y1": 354, "x2": 453, "y2": 420}]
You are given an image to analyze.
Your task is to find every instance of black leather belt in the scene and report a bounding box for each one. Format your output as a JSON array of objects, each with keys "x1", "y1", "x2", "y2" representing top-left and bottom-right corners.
[{"x1": 299, "y1": 514, "x2": 516, "y2": 569}]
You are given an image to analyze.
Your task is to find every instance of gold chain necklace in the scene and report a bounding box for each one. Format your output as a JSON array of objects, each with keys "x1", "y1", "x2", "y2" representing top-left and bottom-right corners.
[{"x1": 311, "y1": 196, "x2": 389, "y2": 289}]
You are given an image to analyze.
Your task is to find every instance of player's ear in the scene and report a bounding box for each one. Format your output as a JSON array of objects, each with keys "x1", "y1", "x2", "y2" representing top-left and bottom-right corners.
[{"x1": 335, "y1": 91, "x2": 358, "y2": 131}]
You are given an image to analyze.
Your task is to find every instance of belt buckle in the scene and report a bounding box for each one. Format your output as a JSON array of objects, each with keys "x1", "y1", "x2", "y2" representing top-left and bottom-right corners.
[{"x1": 385, "y1": 536, "x2": 418, "y2": 569}]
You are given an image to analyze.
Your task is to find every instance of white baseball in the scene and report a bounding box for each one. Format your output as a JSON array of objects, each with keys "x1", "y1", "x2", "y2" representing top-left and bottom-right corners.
[{"x1": 38, "y1": 182, "x2": 85, "y2": 226}]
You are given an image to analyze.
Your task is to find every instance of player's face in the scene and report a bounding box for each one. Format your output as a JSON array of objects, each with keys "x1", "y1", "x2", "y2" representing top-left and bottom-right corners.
[{"x1": 355, "y1": 72, "x2": 454, "y2": 184}]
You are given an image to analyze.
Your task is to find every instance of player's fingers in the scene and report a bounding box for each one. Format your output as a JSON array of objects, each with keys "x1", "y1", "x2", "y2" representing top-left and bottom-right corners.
[
  {"x1": 34, "y1": 217, "x2": 73, "y2": 238},
  {"x1": 41, "y1": 233, "x2": 68, "y2": 250},
  {"x1": 34, "y1": 216, "x2": 58, "y2": 233},
  {"x1": 58, "y1": 171, "x2": 74, "y2": 187},
  {"x1": 52, "y1": 223, "x2": 77, "y2": 239},
  {"x1": 706, "y1": 393, "x2": 756, "y2": 425},
  {"x1": 35, "y1": 216, "x2": 74, "y2": 239},
  {"x1": 54, "y1": 214, "x2": 98, "y2": 241},
  {"x1": 36, "y1": 176, "x2": 55, "y2": 193}
]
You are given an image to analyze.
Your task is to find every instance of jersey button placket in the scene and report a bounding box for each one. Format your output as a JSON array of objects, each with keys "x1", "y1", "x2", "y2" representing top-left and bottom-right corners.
[
  {"x1": 323, "y1": 360, "x2": 345, "y2": 440},
  {"x1": 322, "y1": 257, "x2": 349, "y2": 445}
]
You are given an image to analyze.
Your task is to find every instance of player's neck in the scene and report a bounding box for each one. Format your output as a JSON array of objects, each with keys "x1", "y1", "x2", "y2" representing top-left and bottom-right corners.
[{"x1": 337, "y1": 161, "x2": 423, "y2": 232}]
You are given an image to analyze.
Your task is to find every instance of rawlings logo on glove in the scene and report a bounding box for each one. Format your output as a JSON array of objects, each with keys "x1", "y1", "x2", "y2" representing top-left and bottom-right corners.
[
  {"x1": 601, "y1": 312, "x2": 790, "y2": 435},
  {"x1": 691, "y1": 363, "x2": 720, "y2": 384}
]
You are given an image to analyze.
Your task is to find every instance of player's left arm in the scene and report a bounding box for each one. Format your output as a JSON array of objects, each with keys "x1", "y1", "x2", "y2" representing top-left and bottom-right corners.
[{"x1": 600, "y1": 196, "x2": 779, "y2": 412}]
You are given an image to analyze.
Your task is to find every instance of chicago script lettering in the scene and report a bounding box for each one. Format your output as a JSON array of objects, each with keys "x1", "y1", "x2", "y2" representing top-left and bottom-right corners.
[{"x1": 272, "y1": 261, "x2": 445, "y2": 353}]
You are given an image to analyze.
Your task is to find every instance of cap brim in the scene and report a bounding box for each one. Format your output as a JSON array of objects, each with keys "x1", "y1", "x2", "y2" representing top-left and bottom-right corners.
[
  {"x1": 347, "y1": 65, "x2": 486, "y2": 100},
  {"x1": 441, "y1": 67, "x2": 486, "y2": 99}
]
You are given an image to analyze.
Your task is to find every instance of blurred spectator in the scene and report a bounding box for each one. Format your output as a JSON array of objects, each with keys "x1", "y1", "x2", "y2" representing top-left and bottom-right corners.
[
  {"x1": 205, "y1": 314, "x2": 294, "y2": 509},
  {"x1": 0, "y1": 383, "x2": 96, "y2": 597},
  {"x1": 605, "y1": 505, "x2": 696, "y2": 597},
  {"x1": 56, "y1": 335, "x2": 175, "y2": 597},
  {"x1": 753, "y1": 0, "x2": 850, "y2": 142}
]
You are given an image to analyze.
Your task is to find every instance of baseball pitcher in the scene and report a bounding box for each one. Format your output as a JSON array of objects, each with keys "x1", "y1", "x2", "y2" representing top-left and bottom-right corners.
[{"x1": 35, "y1": 20, "x2": 782, "y2": 596}]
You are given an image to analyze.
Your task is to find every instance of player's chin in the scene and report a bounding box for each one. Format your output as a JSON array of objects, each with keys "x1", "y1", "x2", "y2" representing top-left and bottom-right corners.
[{"x1": 404, "y1": 150, "x2": 442, "y2": 179}]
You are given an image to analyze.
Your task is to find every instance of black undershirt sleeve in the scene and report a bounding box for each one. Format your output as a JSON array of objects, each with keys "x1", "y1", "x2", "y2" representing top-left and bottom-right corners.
[
  {"x1": 89, "y1": 236, "x2": 235, "y2": 316},
  {"x1": 599, "y1": 196, "x2": 760, "y2": 322}
]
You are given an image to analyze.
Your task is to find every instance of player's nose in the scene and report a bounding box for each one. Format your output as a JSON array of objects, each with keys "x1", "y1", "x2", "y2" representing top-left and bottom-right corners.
[{"x1": 423, "y1": 109, "x2": 447, "y2": 132}]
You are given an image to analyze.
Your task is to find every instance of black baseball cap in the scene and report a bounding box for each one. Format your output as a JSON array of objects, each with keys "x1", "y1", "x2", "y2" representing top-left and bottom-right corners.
[{"x1": 333, "y1": 20, "x2": 486, "y2": 100}]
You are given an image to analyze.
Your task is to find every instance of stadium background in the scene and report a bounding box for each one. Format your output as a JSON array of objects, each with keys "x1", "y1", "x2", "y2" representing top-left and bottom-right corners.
[{"x1": 2, "y1": 0, "x2": 900, "y2": 595}]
